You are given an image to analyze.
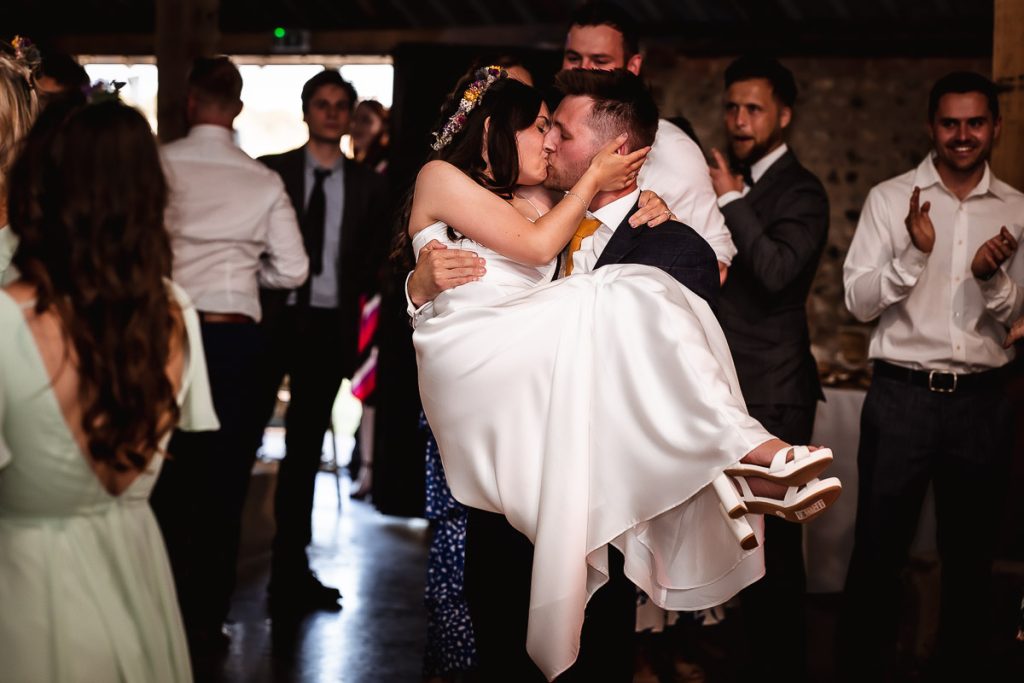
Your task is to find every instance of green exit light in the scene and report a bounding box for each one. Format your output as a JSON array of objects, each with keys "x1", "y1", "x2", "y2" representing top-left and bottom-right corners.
[{"x1": 273, "y1": 27, "x2": 286, "y2": 39}]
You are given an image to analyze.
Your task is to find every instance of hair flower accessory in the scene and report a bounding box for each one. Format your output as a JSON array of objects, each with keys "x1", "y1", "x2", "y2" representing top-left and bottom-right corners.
[
  {"x1": 11, "y1": 36, "x2": 41, "y2": 67},
  {"x1": 431, "y1": 65, "x2": 507, "y2": 151}
]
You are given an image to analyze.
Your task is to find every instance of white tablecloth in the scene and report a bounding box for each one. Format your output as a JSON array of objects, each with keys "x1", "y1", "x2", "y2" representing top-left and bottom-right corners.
[{"x1": 805, "y1": 386, "x2": 937, "y2": 593}]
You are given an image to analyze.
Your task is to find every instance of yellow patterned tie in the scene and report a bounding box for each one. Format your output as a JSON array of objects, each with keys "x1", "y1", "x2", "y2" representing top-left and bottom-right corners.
[{"x1": 565, "y1": 217, "x2": 602, "y2": 276}]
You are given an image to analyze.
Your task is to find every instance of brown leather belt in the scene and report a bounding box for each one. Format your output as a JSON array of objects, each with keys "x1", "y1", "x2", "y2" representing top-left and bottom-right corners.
[{"x1": 199, "y1": 311, "x2": 254, "y2": 324}]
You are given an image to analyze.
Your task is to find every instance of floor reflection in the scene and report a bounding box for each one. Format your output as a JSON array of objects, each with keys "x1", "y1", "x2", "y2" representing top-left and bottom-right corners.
[{"x1": 195, "y1": 471, "x2": 429, "y2": 683}]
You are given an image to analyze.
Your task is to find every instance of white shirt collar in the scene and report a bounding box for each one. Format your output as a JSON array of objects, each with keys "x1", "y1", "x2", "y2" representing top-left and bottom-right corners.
[
  {"x1": 591, "y1": 187, "x2": 642, "y2": 230},
  {"x1": 187, "y1": 123, "x2": 235, "y2": 144},
  {"x1": 914, "y1": 153, "x2": 1001, "y2": 201},
  {"x1": 750, "y1": 143, "x2": 788, "y2": 184}
]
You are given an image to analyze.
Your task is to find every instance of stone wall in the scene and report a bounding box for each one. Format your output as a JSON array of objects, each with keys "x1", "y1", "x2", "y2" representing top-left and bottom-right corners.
[{"x1": 643, "y1": 51, "x2": 991, "y2": 367}]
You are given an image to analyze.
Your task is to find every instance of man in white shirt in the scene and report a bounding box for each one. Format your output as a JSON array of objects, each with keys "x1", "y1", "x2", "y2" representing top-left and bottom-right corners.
[
  {"x1": 706, "y1": 55, "x2": 829, "y2": 682},
  {"x1": 838, "y1": 72, "x2": 1024, "y2": 681},
  {"x1": 151, "y1": 56, "x2": 308, "y2": 655}
]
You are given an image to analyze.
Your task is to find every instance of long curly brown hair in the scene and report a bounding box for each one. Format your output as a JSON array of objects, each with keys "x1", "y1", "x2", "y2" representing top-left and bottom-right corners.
[{"x1": 7, "y1": 101, "x2": 181, "y2": 472}]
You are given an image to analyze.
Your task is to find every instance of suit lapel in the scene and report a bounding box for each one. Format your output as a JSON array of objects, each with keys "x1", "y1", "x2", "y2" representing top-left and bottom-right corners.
[
  {"x1": 283, "y1": 147, "x2": 307, "y2": 218},
  {"x1": 341, "y1": 157, "x2": 357, "y2": 240},
  {"x1": 594, "y1": 200, "x2": 642, "y2": 269},
  {"x1": 746, "y1": 150, "x2": 797, "y2": 204}
]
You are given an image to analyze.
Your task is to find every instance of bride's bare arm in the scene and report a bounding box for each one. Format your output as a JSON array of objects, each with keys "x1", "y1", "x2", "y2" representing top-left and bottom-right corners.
[{"x1": 409, "y1": 135, "x2": 646, "y2": 266}]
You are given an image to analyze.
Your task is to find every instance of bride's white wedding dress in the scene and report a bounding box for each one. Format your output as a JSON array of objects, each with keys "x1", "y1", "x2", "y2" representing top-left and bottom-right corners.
[{"x1": 412, "y1": 221, "x2": 773, "y2": 680}]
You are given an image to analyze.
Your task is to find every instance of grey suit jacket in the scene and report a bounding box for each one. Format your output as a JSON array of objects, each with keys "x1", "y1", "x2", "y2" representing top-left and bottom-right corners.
[{"x1": 718, "y1": 150, "x2": 828, "y2": 407}]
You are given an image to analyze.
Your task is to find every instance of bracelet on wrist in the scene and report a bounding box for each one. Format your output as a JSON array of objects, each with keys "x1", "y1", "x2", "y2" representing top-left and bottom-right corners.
[{"x1": 564, "y1": 191, "x2": 588, "y2": 209}]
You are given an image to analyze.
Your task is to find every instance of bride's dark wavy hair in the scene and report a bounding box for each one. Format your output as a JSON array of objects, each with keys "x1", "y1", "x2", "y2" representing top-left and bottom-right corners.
[
  {"x1": 431, "y1": 71, "x2": 543, "y2": 199},
  {"x1": 391, "y1": 68, "x2": 544, "y2": 263},
  {"x1": 8, "y1": 100, "x2": 181, "y2": 473}
]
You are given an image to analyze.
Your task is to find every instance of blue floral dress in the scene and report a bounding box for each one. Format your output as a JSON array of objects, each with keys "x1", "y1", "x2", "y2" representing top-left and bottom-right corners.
[{"x1": 422, "y1": 414, "x2": 477, "y2": 676}]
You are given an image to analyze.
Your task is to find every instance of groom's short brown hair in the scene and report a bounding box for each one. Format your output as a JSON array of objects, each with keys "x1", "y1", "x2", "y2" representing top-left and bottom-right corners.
[{"x1": 553, "y1": 69, "x2": 658, "y2": 153}]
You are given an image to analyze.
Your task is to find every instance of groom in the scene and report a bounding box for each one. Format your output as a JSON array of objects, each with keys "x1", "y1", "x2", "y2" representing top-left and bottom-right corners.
[{"x1": 409, "y1": 69, "x2": 719, "y2": 682}]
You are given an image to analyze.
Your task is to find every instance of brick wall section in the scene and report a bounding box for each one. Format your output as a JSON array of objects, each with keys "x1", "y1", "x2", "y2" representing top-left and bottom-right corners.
[{"x1": 643, "y1": 50, "x2": 992, "y2": 365}]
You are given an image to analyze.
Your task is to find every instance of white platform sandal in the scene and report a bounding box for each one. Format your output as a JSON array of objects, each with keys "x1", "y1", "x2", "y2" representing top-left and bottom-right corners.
[
  {"x1": 725, "y1": 445, "x2": 833, "y2": 487},
  {"x1": 712, "y1": 474, "x2": 758, "y2": 550},
  {"x1": 733, "y1": 475, "x2": 842, "y2": 523}
]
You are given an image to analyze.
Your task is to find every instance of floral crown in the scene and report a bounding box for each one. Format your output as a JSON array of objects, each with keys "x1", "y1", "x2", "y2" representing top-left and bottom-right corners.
[
  {"x1": 2, "y1": 36, "x2": 41, "y2": 88},
  {"x1": 431, "y1": 65, "x2": 507, "y2": 151}
]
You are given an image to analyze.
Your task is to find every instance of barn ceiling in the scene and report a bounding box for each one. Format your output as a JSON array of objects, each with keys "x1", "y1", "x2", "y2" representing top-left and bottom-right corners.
[{"x1": 4, "y1": 0, "x2": 995, "y2": 56}]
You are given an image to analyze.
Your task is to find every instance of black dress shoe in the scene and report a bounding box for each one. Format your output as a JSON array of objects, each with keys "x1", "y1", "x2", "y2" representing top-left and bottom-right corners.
[{"x1": 268, "y1": 570, "x2": 342, "y2": 613}]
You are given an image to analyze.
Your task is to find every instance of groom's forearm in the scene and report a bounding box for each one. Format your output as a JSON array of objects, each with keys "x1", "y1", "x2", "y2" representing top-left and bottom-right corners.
[
  {"x1": 408, "y1": 262, "x2": 441, "y2": 308},
  {"x1": 407, "y1": 241, "x2": 488, "y2": 308}
]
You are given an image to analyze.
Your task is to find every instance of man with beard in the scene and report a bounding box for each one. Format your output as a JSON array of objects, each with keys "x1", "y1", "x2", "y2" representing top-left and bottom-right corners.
[
  {"x1": 839, "y1": 71, "x2": 1024, "y2": 681},
  {"x1": 706, "y1": 55, "x2": 828, "y2": 682}
]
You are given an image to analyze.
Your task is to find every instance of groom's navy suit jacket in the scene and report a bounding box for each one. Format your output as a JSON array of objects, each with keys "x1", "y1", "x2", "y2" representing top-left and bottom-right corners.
[{"x1": 592, "y1": 199, "x2": 720, "y2": 307}]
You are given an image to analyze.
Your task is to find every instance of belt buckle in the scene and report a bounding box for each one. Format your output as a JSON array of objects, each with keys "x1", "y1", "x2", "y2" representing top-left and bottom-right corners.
[{"x1": 928, "y1": 369, "x2": 957, "y2": 393}]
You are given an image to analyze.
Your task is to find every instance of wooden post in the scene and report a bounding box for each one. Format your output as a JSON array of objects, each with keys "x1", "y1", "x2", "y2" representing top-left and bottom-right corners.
[
  {"x1": 155, "y1": 0, "x2": 219, "y2": 143},
  {"x1": 993, "y1": 0, "x2": 1024, "y2": 190}
]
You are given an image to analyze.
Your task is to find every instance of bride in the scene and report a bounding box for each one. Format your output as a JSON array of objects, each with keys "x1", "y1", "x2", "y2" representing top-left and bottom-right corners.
[{"x1": 406, "y1": 66, "x2": 840, "y2": 680}]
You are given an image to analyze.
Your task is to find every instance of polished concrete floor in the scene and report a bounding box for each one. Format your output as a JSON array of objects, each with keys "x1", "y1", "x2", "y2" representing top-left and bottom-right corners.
[
  {"x1": 193, "y1": 469, "x2": 430, "y2": 683},
  {"x1": 191, "y1": 466, "x2": 1023, "y2": 683}
]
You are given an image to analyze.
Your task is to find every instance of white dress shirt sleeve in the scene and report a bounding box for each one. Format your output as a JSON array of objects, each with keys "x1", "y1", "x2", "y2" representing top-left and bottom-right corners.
[
  {"x1": 978, "y1": 259, "x2": 1024, "y2": 326},
  {"x1": 641, "y1": 121, "x2": 737, "y2": 265},
  {"x1": 843, "y1": 186, "x2": 930, "y2": 323},
  {"x1": 258, "y1": 180, "x2": 310, "y2": 290},
  {"x1": 405, "y1": 271, "x2": 436, "y2": 328},
  {"x1": 716, "y1": 190, "x2": 744, "y2": 208}
]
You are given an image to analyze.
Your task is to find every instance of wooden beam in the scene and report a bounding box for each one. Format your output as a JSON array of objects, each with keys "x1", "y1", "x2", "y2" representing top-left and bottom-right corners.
[
  {"x1": 58, "y1": 25, "x2": 568, "y2": 57},
  {"x1": 155, "y1": 0, "x2": 220, "y2": 143},
  {"x1": 55, "y1": 21, "x2": 991, "y2": 60},
  {"x1": 992, "y1": 0, "x2": 1024, "y2": 190}
]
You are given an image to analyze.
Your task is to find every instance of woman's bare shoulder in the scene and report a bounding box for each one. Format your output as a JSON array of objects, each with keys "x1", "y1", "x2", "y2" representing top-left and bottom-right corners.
[{"x1": 416, "y1": 159, "x2": 464, "y2": 185}]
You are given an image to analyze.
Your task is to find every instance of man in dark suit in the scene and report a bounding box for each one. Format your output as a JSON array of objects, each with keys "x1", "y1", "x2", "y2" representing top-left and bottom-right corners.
[
  {"x1": 409, "y1": 69, "x2": 719, "y2": 682},
  {"x1": 708, "y1": 55, "x2": 829, "y2": 682},
  {"x1": 255, "y1": 70, "x2": 387, "y2": 612}
]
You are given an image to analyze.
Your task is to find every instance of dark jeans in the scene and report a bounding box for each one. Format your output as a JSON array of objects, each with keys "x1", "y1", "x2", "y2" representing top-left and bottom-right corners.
[
  {"x1": 152, "y1": 320, "x2": 265, "y2": 634},
  {"x1": 464, "y1": 508, "x2": 636, "y2": 683},
  {"x1": 838, "y1": 374, "x2": 1013, "y2": 680},
  {"x1": 254, "y1": 306, "x2": 348, "y2": 581}
]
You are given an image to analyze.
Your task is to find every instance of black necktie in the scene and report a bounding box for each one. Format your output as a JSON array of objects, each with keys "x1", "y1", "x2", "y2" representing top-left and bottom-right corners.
[
  {"x1": 739, "y1": 164, "x2": 754, "y2": 188},
  {"x1": 303, "y1": 167, "x2": 332, "y2": 276}
]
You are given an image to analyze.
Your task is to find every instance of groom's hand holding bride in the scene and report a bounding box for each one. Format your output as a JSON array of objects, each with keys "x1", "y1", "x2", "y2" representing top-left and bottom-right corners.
[{"x1": 409, "y1": 241, "x2": 486, "y2": 307}]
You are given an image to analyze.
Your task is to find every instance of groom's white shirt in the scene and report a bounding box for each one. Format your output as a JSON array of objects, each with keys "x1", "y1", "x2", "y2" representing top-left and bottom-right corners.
[{"x1": 571, "y1": 188, "x2": 640, "y2": 275}]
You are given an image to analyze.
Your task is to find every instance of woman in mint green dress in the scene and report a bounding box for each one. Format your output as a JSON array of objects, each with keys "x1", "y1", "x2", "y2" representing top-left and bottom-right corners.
[{"x1": 0, "y1": 101, "x2": 218, "y2": 682}]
